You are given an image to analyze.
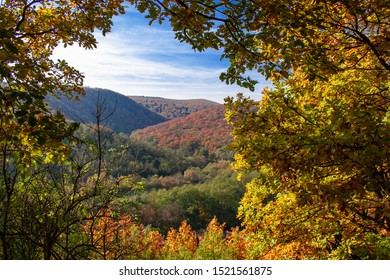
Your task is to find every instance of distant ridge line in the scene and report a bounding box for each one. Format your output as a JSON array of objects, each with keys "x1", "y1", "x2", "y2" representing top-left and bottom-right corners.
[{"x1": 128, "y1": 95, "x2": 219, "y2": 120}]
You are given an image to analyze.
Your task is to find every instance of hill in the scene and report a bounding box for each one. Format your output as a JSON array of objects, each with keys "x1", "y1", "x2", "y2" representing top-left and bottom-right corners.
[
  {"x1": 131, "y1": 104, "x2": 233, "y2": 153},
  {"x1": 47, "y1": 88, "x2": 167, "y2": 134},
  {"x1": 128, "y1": 96, "x2": 219, "y2": 119}
]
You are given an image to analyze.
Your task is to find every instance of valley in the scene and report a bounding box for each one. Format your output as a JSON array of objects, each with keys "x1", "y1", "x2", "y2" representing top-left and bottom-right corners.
[{"x1": 48, "y1": 87, "x2": 245, "y2": 233}]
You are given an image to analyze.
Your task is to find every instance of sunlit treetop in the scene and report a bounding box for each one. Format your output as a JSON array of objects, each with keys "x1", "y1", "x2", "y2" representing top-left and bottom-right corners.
[{"x1": 0, "y1": 0, "x2": 125, "y2": 97}]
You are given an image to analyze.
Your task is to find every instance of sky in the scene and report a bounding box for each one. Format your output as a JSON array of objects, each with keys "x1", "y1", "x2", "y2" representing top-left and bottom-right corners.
[{"x1": 52, "y1": 8, "x2": 271, "y2": 104}]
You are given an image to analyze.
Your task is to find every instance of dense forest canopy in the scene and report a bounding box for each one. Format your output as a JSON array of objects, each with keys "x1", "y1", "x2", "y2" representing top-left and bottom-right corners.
[
  {"x1": 131, "y1": 104, "x2": 233, "y2": 152},
  {"x1": 1, "y1": 0, "x2": 389, "y2": 260}
]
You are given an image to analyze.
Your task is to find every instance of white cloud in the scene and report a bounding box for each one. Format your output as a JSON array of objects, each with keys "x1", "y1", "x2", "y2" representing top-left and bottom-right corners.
[{"x1": 51, "y1": 12, "x2": 270, "y2": 103}]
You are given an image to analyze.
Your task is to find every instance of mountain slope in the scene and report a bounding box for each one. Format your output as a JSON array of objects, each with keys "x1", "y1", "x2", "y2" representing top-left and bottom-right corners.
[
  {"x1": 47, "y1": 88, "x2": 167, "y2": 134},
  {"x1": 128, "y1": 96, "x2": 219, "y2": 119},
  {"x1": 131, "y1": 104, "x2": 233, "y2": 153}
]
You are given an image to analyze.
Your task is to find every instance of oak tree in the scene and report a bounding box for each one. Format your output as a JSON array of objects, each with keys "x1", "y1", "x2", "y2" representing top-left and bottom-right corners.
[{"x1": 0, "y1": 0, "x2": 125, "y2": 259}]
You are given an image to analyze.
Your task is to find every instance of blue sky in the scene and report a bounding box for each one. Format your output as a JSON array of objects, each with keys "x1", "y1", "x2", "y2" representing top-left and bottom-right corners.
[{"x1": 52, "y1": 8, "x2": 270, "y2": 103}]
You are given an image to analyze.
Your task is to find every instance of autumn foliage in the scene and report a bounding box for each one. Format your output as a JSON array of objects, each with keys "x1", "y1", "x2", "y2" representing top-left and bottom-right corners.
[
  {"x1": 83, "y1": 214, "x2": 250, "y2": 260},
  {"x1": 2, "y1": 0, "x2": 389, "y2": 260},
  {"x1": 83, "y1": 210, "x2": 160, "y2": 259},
  {"x1": 131, "y1": 105, "x2": 232, "y2": 153}
]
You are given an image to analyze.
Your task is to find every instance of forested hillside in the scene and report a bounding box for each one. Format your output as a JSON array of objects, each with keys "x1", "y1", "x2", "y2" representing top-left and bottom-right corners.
[
  {"x1": 73, "y1": 122, "x2": 244, "y2": 235},
  {"x1": 131, "y1": 104, "x2": 233, "y2": 153},
  {"x1": 129, "y1": 96, "x2": 218, "y2": 119},
  {"x1": 47, "y1": 88, "x2": 167, "y2": 134}
]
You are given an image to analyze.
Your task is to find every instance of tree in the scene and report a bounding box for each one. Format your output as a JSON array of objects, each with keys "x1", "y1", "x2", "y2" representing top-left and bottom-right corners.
[
  {"x1": 83, "y1": 210, "x2": 163, "y2": 260},
  {"x1": 0, "y1": 93, "x2": 132, "y2": 259},
  {"x1": 0, "y1": 0, "x2": 125, "y2": 259},
  {"x1": 130, "y1": 0, "x2": 390, "y2": 259},
  {"x1": 0, "y1": 0, "x2": 125, "y2": 155},
  {"x1": 160, "y1": 220, "x2": 198, "y2": 259},
  {"x1": 228, "y1": 66, "x2": 390, "y2": 259},
  {"x1": 130, "y1": 0, "x2": 388, "y2": 84}
]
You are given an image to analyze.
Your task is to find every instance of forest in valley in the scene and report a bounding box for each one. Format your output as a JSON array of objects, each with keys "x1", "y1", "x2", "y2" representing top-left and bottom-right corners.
[{"x1": 1, "y1": 1, "x2": 389, "y2": 260}]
